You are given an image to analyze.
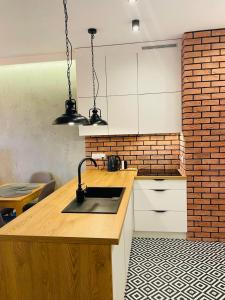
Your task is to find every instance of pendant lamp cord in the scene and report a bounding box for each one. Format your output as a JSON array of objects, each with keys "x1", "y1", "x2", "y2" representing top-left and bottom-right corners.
[
  {"x1": 63, "y1": 0, "x2": 74, "y2": 104},
  {"x1": 90, "y1": 33, "x2": 99, "y2": 109}
]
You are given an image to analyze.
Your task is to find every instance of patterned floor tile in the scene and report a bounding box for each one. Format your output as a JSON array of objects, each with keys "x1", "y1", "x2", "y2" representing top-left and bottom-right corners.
[{"x1": 125, "y1": 238, "x2": 225, "y2": 300}]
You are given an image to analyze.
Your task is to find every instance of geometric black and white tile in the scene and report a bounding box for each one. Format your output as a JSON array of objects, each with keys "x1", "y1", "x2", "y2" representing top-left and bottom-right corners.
[{"x1": 125, "y1": 238, "x2": 225, "y2": 300}]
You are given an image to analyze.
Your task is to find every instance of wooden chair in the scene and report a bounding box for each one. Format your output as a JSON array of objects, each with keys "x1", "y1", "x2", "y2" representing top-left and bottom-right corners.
[
  {"x1": 23, "y1": 180, "x2": 56, "y2": 212},
  {"x1": 30, "y1": 172, "x2": 53, "y2": 183},
  {"x1": 0, "y1": 207, "x2": 14, "y2": 216}
]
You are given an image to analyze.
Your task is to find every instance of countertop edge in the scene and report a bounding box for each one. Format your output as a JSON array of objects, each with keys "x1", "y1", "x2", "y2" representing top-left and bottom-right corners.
[{"x1": 0, "y1": 234, "x2": 120, "y2": 245}]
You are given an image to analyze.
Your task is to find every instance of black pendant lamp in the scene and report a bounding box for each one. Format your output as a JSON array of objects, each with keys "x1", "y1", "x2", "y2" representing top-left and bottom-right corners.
[
  {"x1": 53, "y1": 0, "x2": 89, "y2": 126},
  {"x1": 86, "y1": 28, "x2": 108, "y2": 126}
]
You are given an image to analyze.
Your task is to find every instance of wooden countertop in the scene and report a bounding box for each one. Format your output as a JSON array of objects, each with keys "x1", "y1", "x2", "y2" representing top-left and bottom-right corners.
[
  {"x1": 134, "y1": 169, "x2": 187, "y2": 180},
  {"x1": 0, "y1": 170, "x2": 136, "y2": 245}
]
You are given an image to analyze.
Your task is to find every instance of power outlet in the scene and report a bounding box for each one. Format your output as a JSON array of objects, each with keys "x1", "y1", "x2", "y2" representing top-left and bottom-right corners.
[{"x1": 92, "y1": 153, "x2": 106, "y2": 160}]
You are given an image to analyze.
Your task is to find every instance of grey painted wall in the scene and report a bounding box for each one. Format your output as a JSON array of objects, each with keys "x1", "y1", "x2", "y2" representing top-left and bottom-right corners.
[{"x1": 0, "y1": 61, "x2": 85, "y2": 186}]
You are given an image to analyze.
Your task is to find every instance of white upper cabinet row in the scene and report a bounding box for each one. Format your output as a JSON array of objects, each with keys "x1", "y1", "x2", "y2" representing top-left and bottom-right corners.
[{"x1": 75, "y1": 40, "x2": 181, "y2": 136}]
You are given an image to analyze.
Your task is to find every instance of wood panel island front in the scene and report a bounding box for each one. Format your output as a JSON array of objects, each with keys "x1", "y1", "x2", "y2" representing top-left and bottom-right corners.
[{"x1": 0, "y1": 170, "x2": 136, "y2": 300}]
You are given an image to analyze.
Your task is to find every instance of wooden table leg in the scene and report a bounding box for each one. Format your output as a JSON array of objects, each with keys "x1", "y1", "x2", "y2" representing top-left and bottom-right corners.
[{"x1": 15, "y1": 204, "x2": 23, "y2": 216}]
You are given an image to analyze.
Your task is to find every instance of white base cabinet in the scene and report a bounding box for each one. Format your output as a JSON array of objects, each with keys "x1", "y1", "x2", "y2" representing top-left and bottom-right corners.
[
  {"x1": 112, "y1": 229, "x2": 126, "y2": 300},
  {"x1": 135, "y1": 211, "x2": 187, "y2": 232},
  {"x1": 134, "y1": 179, "x2": 187, "y2": 233},
  {"x1": 111, "y1": 192, "x2": 134, "y2": 300}
]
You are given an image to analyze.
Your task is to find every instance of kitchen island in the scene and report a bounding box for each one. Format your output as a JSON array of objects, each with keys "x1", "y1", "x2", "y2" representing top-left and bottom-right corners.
[{"x1": 0, "y1": 170, "x2": 136, "y2": 300}]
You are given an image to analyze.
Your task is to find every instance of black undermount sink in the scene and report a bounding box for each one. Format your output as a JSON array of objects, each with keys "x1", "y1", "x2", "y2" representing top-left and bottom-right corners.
[{"x1": 62, "y1": 187, "x2": 125, "y2": 214}]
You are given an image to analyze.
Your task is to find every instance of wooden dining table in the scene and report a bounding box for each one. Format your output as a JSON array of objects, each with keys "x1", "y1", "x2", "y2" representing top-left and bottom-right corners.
[{"x1": 0, "y1": 183, "x2": 44, "y2": 215}]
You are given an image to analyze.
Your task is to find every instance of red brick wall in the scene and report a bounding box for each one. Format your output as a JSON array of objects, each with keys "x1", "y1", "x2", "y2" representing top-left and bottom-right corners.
[
  {"x1": 85, "y1": 134, "x2": 180, "y2": 170},
  {"x1": 182, "y1": 29, "x2": 225, "y2": 242}
]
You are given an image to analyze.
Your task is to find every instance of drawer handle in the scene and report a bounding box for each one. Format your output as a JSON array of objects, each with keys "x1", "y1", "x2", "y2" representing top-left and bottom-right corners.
[
  {"x1": 154, "y1": 189, "x2": 166, "y2": 192},
  {"x1": 154, "y1": 210, "x2": 167, "y2": 213},
  {"x1": 154, "y1": 179, "x2": 165, "y2": 181}
]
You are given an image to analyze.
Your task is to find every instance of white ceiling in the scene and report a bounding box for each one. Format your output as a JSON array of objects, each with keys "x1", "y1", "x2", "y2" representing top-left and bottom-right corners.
[{"x1": 1, "y1": 0, "x2": 225, "y2": 59}]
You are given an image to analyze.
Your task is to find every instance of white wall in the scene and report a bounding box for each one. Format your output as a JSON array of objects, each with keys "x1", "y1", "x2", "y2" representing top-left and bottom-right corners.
[{"x1": 0, "y1": 61, "x2": 85, "y2": 186}]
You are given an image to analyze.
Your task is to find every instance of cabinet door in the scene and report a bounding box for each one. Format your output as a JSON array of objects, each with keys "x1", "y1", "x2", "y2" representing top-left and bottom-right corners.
[
  {"x1": 78, "y1": 97, "x2": 109, "y2": 136},
  {"x1": 138, "y1": 92, "x2": 181, "y2": 134},
  {"x1": 138, "y1": 41, "x2": 181, "y2": 94},
  {"x1": 106, "y1": 45, "x2": 138, "y2": 95},
  {"x1": 75, "y1": 47, "x2": 106, "y2": 98},
  {"x1": 112, "y1": 228, "x2": 126, "y2": 300},
  {"x1": 124, "y1": 193, "x2": 134, "y2": 274},
  {"x1": 108, "y1": 95, "x2": 138, "y2": 135},
  {"x1": 112, "y1": 193, "x2": 134, "y2": 300}
]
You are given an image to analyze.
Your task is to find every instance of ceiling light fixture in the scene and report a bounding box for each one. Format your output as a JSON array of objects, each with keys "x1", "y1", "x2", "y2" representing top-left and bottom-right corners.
[
  {"x1": 86, "y1": 28, "x2": 108, "y2": 126},
  {"x1": 132, "y1": 19, "x2": 140, "y2": 32},
  {"x1": 129, "y1": 0, "x2": 137, "y2": 3},
  {"x1": 53, "y1": 0, "x2": 89, "y2": 126}
]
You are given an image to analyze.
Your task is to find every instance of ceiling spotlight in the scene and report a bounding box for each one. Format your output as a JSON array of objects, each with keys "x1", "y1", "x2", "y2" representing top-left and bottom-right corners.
[
  {"x1": 132, "y1": 19, "x2": 140, "y2": 32},
  {"x1": 129, "y1": 0, "x2": 137, "y2": 3}
]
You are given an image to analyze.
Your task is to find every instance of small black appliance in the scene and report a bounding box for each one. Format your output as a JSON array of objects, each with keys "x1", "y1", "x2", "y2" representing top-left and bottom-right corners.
[{"x1": 107, "y1": 155, "x2": 121, "y2": 172}]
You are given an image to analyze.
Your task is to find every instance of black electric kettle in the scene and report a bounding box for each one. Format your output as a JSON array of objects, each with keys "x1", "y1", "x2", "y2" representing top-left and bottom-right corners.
[{"x1": 107, "y1": 155, "x2": 121, "y2": 172}]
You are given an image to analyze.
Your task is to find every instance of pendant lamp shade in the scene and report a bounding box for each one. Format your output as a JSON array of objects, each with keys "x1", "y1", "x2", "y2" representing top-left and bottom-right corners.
[
  {"x1": 53, "y1": 0, "x2": 89, "y2": 126},
  {"x1": 53, "y1": 99, "x2": 89, "y2": 125},
  {"x1": 89, "y1": 108, "x2": 108, "y2": 126}
]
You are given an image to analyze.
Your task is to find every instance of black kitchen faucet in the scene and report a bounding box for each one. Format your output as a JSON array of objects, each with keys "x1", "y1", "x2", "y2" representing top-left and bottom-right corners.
[{"x1": 76, "y1": 157, "x2": 97, "y2": 203}]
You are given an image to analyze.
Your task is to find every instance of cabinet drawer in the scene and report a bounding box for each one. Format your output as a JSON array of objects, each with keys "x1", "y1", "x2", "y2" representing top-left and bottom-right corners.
[
  {"x1": 134, "y1": 211, "x2": 187, "y2": 232},
  {"x1": 134, "y1": 179, "x2": 186, "y2": 190},
  {"x1": 134, "y1": 189, "x2": 186, "y2": 211}
]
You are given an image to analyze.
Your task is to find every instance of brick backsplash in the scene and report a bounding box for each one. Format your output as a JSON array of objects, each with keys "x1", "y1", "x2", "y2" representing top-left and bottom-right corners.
[
  {"x1": 182, "y1": 28, "x2": 225, "y2": 242},
  {"x1": 85, "y1": 134, "x2": 181, "y2": 170}
]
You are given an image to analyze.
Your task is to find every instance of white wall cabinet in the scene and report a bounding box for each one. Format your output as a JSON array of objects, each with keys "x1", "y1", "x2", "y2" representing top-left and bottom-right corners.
[
  {"x1": 106, "y1": 45, "x2": 138, "y2": 95},
  {"x1": 108, "y1": 95, "x2": 138, "y2": 135},
  {"x1": 138, "y1": 92, "x2": 182, "y2": 134},
  {"x1": 134, "y1": 179, "x2": 187, "y2": 233},
  {"x1": 78, "y1": 96, "x2": 108, "y2": 136},
  {"x1": 112, "y1": 192, "x2": 133, "y2": 300},
  {"x1": 138, "y1": 41, "x2": 181, "y2": 94},
  {"x1": 75, "y1": 47, "x2": 106, "y2": 98}
]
